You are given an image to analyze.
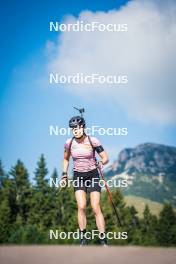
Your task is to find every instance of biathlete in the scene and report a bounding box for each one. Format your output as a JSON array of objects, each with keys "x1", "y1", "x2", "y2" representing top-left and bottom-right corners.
[{"x1": 61, "y1": 116, "x2": 109, "y2": 245}]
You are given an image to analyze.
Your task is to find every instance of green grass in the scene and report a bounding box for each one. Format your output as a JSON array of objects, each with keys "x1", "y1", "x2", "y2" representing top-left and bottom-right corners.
[{"x1": 124, "y1": 195, "x2": 163, "y2": 218}]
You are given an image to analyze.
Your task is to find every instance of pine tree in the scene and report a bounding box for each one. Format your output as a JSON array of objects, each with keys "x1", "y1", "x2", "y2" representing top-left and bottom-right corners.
[
  {"x1": 34, "y1": 154, "x2": 48, "y2": 190},
  {"x1": 0, "y1": 161, "x2": 15, "y2": 242},
  {"x1": 29, "y1": 154, "x2": 50, "y2": 228},
  {"x1": 0, "y1": 160, "x2": 5, "y2": 189},
  {"x1": 0, "y1": 179, "x2": 10, "y2": 242},
  {"x1": 0, "y1": 160, "x2": 5, "y2": 201},
  {"x1": 158, "y1": 203, "x2": 176, "y2": 246},
  {"x1": 122, "y1": 205, "x2": 141, "y2": 245},
  {"x1": 0, "y1": 198, "x2": 11, "y2": 242},
  {"x1": 140, "y1": 205, "x2": 158, "y2": 245},
  {"x1": 10, "y1": 160, "x2": 31, "y2": 225}
]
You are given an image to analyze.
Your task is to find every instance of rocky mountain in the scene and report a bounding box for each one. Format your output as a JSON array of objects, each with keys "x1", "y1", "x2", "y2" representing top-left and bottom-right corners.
[{"x1": 105, "y1": 143, "x2": 176, "y2": 206}]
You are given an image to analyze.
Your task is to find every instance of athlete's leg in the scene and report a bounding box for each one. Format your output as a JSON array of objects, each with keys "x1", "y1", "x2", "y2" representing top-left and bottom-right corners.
[
  {"x1": 90, "y1": 191, "x2": 105, "y2": 233},
  {"x1": 75, "y1": 190, "x2": 87, "y2": 230}
]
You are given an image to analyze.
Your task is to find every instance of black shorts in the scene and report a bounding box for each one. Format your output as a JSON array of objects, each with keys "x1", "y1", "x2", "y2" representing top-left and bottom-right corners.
[{"x1": 73, "y1": 168, "x2": 101, "y2": 193}]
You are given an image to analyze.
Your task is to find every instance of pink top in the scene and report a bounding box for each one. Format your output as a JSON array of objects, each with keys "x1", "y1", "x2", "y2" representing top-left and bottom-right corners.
[{"x1": 64, "y1": 136, "x2": 102, "y2": 172}]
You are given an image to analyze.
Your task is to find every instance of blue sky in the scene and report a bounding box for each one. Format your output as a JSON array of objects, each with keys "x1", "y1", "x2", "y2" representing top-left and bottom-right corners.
[{"x1": 1, "y1": 0, "x2": 176, "y2": 178}]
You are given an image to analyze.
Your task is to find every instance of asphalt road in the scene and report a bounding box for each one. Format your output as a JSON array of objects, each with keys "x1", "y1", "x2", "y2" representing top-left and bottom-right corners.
[{"x1": 0, "y1": 246, "x2": 176, "y2": 264}]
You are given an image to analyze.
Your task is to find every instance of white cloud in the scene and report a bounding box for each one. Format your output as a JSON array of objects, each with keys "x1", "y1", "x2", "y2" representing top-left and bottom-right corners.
[{"x1": 47, "y1": 0, "x2": 176, "y2": 125}]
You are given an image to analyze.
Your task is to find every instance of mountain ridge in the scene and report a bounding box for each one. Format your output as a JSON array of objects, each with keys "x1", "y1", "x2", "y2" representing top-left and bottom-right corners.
[{"x1": 105, "y1": 142, "x2": 176, "y2": 206}]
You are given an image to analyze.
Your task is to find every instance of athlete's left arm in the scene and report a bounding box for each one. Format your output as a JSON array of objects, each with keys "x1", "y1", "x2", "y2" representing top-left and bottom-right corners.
[
  {"x1": 93, "y1": 137, "x2": 109, "y2": 165},
  {"x1": 97, "y1": 149, "x2": 109, "y2": 165}
]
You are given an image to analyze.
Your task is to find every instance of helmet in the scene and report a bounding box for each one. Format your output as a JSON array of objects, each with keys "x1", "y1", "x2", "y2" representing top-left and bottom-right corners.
[{"x1": 69, "y1": 116, "x2": 85, "y2": 128}]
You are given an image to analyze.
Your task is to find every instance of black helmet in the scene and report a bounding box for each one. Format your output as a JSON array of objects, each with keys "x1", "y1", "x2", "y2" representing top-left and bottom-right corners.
[{"x1": 69, "y1": 116, "x2": 85, "y2": 128}]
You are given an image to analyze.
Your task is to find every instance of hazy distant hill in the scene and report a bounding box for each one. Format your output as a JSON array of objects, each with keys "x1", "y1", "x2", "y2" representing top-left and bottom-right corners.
[
  {"x1": 105, "y1": 143, "x2": 176, "y2": 206},
  {"x1": 124, "y1": 195, "x2": 163, "y2": 218}
]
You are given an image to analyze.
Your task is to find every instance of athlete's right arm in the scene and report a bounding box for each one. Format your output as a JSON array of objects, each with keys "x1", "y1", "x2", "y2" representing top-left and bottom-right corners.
[
  {"x1": 63, "y1": 148, "x2": 70, "y2": 174},
  {"x1": 62, "y1": 138, "x2": 72, "y2": 175}
]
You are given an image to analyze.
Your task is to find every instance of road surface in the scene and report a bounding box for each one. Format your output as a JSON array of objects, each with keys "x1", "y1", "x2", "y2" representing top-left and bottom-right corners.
[{"x1": 0, "y1": 246, "x2": 176, "y2": 264}]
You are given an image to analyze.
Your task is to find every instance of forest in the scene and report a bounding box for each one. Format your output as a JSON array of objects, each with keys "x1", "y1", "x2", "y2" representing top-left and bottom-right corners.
[{"x1": 0, "y1": 154, "x2": 176, "y2": 245}]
